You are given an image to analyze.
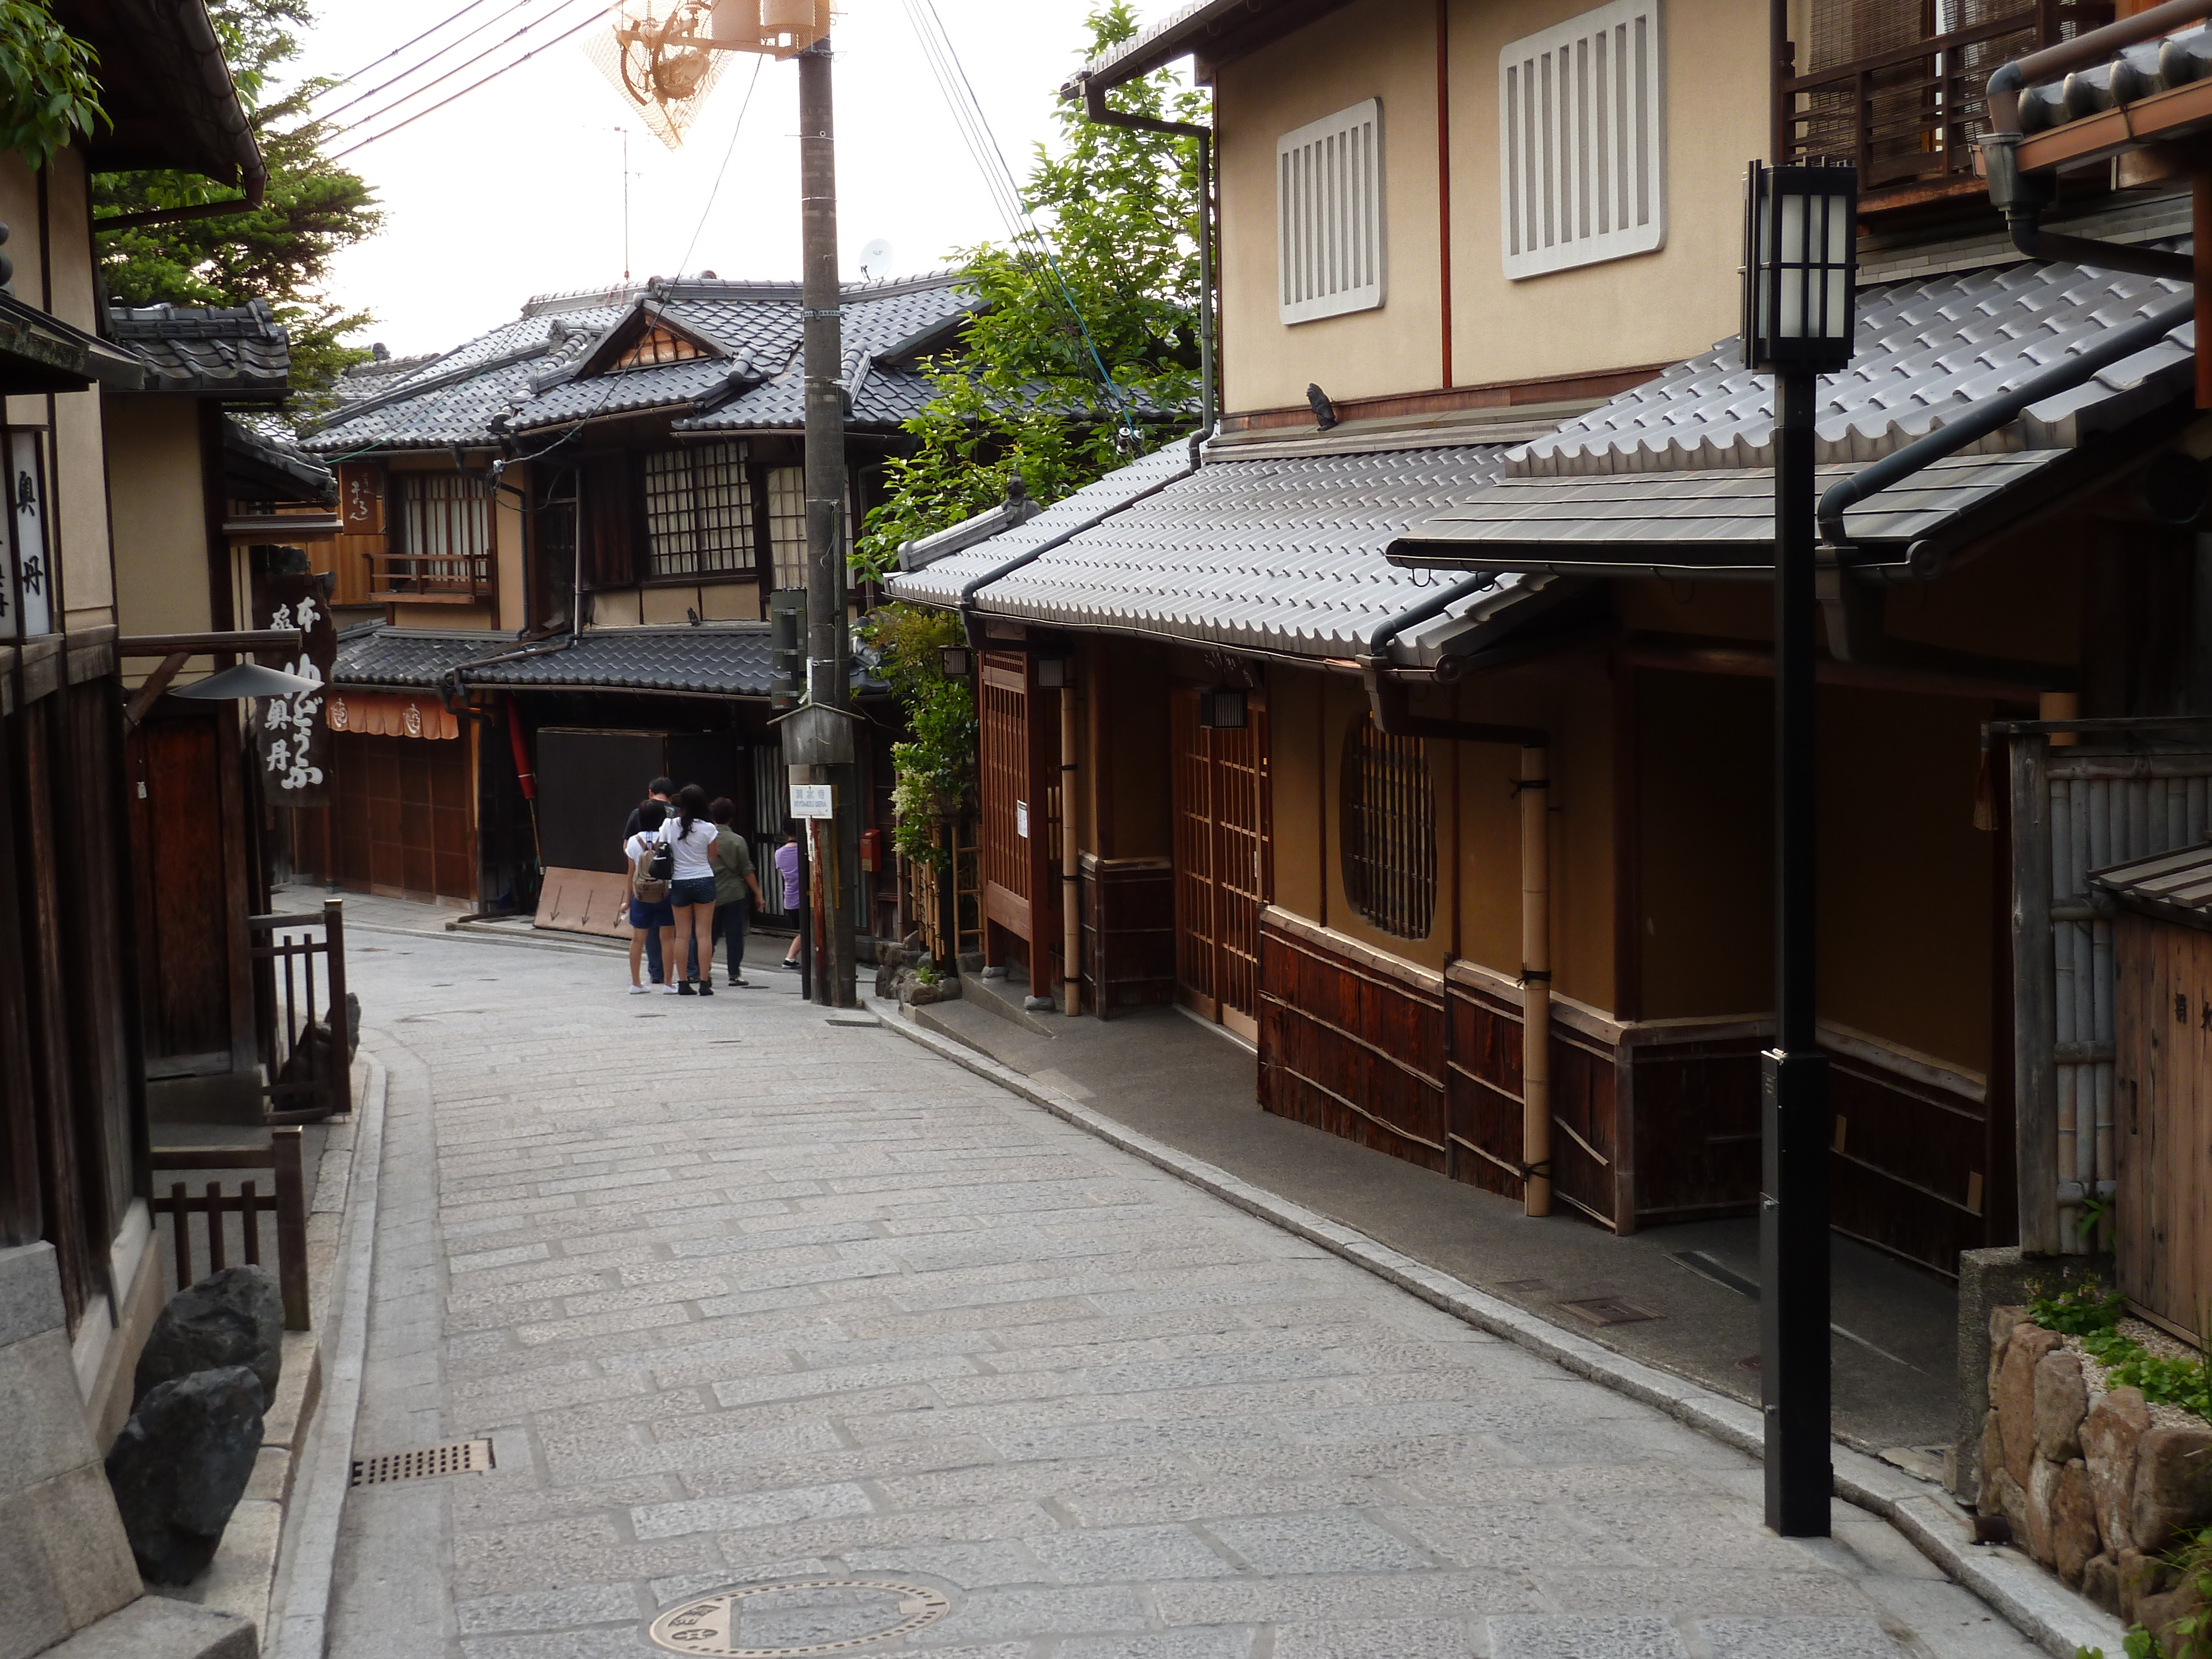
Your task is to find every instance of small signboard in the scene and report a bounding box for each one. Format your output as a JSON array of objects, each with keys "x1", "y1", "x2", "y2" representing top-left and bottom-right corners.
[
  {"x1": 791, "y1": 783, "x2": 834, "y2": 820},
  {"x1": 253, "y1": 573, "x2": 337, "y2": 806},
  {"x1": 1015, "y1": 800, "x2": 1029, "y2": 839}
]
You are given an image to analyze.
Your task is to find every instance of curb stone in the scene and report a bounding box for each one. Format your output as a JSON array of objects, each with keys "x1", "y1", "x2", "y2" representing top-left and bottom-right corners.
[
  {"x1": 265, "y1": 1050, "x2": 389, "y2": 1659},
  {"x1": 867, "y1": 998, "x2": 2125, "y2": 1659}
]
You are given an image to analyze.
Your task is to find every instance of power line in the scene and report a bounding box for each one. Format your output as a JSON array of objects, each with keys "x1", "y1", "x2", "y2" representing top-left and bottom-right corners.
[
  {"x1": 674, "y1": 54, "x2": 765, "y2": 281},
  {"x1": 325, "y1": 0, "x2": 608, "y2": 147},
  {"x1": 324, "y1": 0, "x2": 506, "y2": 91},
  {"x1": 317, "y1": 0, "x2": 564, "y2": 122}
]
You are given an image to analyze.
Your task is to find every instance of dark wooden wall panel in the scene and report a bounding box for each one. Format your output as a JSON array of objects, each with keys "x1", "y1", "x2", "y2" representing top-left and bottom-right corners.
[
  {"x1": 332, "y1": 732, "x2": 477, "y2": 904},
  {"x1": 1625, "y1": 1039, "x2": 1764, "y2": 1225},
  {"x1": 129, "y1": 712, "x2": 233, "y2": 1059},
  {"x1": 1081, "y1": 855, "x2": 1175, "y2": 1017},
  {"x1": 1443, "y1": 977, "x2": 1620, "y2": 1226},
  {"x1": 1827, "y1": 1053, "x2": 1990, "y2": 1277}
]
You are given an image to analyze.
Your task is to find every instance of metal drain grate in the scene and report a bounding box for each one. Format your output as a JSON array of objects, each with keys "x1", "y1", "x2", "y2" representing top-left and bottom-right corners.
[
  {"x1": 646, "y1": 1580, "x2": 952, "y2": 1657},
  {"x1": 1557, "y1": 1295, "x2": 1657, "y2": 1327},
  {"x1": 351, "y1": 1438, "x2": 494, "y2": 1487}
]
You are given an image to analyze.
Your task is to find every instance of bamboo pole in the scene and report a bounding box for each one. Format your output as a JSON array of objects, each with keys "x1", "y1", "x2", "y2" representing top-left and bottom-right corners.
[
  {"x1": 1521, "y1": 743, "x2": 1553, "y2": 1218},
  {"x1": 1062, "y1": 676, "x2": 1081, "y2": 1016}
]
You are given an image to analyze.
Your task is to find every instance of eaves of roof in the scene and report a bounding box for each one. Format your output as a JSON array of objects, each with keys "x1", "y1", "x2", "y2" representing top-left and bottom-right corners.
[
  {"x1": 1061, "y1": 0, "x2": 1356, "y2": 93},
  {"x1": 58, "y1": 0, "x2": 260, "y2": 185}
]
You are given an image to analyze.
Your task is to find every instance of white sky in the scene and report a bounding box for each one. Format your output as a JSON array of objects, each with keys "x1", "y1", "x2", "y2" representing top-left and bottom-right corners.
[{"x1": 284, "y1": 1, "x2": 1187, "y2": 358}]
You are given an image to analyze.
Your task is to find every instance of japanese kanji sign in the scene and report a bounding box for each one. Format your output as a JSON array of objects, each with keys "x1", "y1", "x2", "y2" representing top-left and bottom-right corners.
[
  {"x1": 2, "y1": 429, "x2": 52, "y2": 640},
  {"x1": 253, "y1": 573, "x2": 337, "y2": 806}
]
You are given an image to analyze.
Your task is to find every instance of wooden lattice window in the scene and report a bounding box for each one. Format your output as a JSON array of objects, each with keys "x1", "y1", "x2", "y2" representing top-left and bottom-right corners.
[
  {"x1": 766, "y1": 466, "x2": 807, "y2": 592},
  {"x1": 614, "y1": 324, "x2": 706, "y2": 371},
  {"x1": 643, "y1": 440, "x2": 753, "y2": 580},
  {"x1": 385, "y1": 472, "x2": 492, "y2": 596},
  {"x1": 1340, "y1": 714, "x2": 1436, "y2": 940}
]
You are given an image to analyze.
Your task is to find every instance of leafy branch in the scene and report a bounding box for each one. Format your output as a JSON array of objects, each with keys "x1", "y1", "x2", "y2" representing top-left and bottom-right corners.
[{"x1": 0, "y1": 0, "x2": 104, "y2": 173}]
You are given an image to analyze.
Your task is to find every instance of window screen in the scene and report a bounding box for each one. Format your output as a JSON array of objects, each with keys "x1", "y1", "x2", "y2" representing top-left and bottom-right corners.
[
  {"x1": 766, "y1": 466, "x2": 807, "y2": 592},
  {"x1": 396, "y1": 472, "x2": 492, "y2": 592},
  {"x1": 1277, "y1": 99, "x2": 1386, "y2": 325},
  {"x1": 1340, "y1": 714, "x2": 1437, "y2": 941},
  {"x1": 1500, "y1": 0, "x2": 1666, "y2": 280},
  {"x1": 643, "y1": 440, "x2": 753, "y2": 580}
]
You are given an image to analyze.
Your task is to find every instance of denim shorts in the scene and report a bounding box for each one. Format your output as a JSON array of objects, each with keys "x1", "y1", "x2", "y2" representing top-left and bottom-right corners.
[
  {"x1": 668, "y1": 875, "x2": 718, "y2": 909},
  {"x1": 629, "y1": 898, "x2": 674, "y2": 930}
]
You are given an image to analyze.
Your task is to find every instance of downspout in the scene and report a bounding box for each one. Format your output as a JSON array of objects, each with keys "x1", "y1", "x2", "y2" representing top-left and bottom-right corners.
[
  {"x1": 1062, "y1": 666, "x2": 1080, "y2": 1018},
  {"x1": 1814, "y1": 289, "x2": 2197, "y2": 547},
  {"x1": 1076, "y1": 75, "x2": 1215, "y2": 439},
  {"x1": 1361, "y1": 583, "x2": 1553, "y2": 1218}
]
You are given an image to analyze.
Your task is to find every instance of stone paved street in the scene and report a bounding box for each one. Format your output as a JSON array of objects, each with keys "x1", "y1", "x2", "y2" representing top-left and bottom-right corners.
[{"x1": 321, "y1": 926, "x2": 2038, "y2": 1659}]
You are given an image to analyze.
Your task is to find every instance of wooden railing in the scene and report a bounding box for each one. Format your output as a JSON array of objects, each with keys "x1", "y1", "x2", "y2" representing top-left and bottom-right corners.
[
  {"x1": 251, "y1": 900, "x2": 352, "y2": 1125},
  {"x1": 906, "y1": 818, "x2": 980, "y2": 968},
  {"x1": 1781, "y1": 1, "x2": 2111, "y2": 204},
  {"x1": 368, "y1": 549, "x2": 492, "y2": 601},
  {"x1": 150, "y1": 1129, "x2": 311, "y2": 1329}
]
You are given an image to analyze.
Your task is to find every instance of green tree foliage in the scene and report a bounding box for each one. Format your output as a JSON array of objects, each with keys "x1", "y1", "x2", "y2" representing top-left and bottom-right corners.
[
  {"x1": 858, "y1": 606, "x2": 978, "y2": 867},
  {"x1": 93, "y1": 0, "x2": 380, "y2": 413},
  {"x1": 853, "y1": 1, "x2": 1203, "y2": 580},
  {"x1": 0, "y1": 0, "x2": 103, "y2": 171}
]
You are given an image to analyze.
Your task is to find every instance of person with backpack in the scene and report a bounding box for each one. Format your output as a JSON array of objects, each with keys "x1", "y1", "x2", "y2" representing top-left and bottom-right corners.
[
  {"x1": 708, "y1": 797, "x2": 763, "y2": 988},
  {"x1": 624, "y1": 778, "x2": 677, "y2": 987},
  {"x1": 623, "y1": 800, "x2": 677, "y2": 994},
  {"x1": 661, "y1": 783, "x2": 723, "y2": 997}
]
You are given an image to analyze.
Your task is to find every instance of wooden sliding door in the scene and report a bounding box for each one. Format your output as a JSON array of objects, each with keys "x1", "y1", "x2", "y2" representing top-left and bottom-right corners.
[{"x1": 1172, "y1": 690, "x2": 1271, "y2": 1042}]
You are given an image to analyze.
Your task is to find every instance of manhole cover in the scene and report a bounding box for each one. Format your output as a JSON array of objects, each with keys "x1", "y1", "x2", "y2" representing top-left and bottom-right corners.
[
  {"x1": 1557, "y1": 1295, "x2": 1657, "y2": 1327},
  {"x1": 646, "y1": 1580, "x2": 951, "y2": 1657}
]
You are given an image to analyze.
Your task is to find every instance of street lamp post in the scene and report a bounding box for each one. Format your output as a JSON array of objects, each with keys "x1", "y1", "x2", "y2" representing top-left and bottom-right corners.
[{"x1": 1742, "y1": 159, "x2": 1857, "y2": 1540}]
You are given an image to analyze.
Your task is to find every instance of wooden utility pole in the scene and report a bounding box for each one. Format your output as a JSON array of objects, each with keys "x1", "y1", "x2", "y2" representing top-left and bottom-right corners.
[{"x1": 797, "y1": 32, "x2": 855, "y2": 1008}]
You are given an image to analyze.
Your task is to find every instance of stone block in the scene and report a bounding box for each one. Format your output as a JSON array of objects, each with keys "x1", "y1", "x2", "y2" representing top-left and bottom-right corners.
[
  {"x1": 2119, "y1": 1547, "x2": 2166, "y2": 1625},
  {"x1": 0, "y1": 1242, "x2": 66, "y2": 1347},
  {"x1": 35, "y1": 1592, "x2": 255, "y2": 1659},
  {"x1": 1996, "y1": 1324, "x2": 2061, "y2": 1489},
  {"x1": 106, "y1": 1367, "x2": 266, "y2": 1587},
  {"x1": 0, "y1": 1327, "x2": 102, "y2": 1491},
  {"x1": 1955, "y1": 1245, "x2": 2044, "y2": 1501},
  {"x1": 134, "y1": 1268, "x2": 284, "y2": 1413},
  {"x1": 1976, "y1": 1413, "x2": 2006, "y2": 1518},
  {"x1": 2083, "y1": 1385, "x2": 2149, "y2": 1556},
  {"x1": 2141, "y1": 1580, "x2": 2206, "y2": 1657},
  {"x1": 2131, "y1": 1426, "x2": 2212, "y2": 1556},
  {"x1": 2033, "y1": 1348, "x2": 2088, "y2": 1462},
  {"x1": 0, "y1": 1485, "x2": 72, "y2": 1659},
  {"x1": 2081, "y1": 1552, "x2": 2121, "y2": 1617},
  {"x1": 33, "y1": 1462, "x2": 142, "y2": 1628},
  {"x1": 2053, "y1": 1458, "x2": 2099, "y2": 1588},
  {"x1": 2026, "y1": 1454, "x2": 2062, "y2": 1565},
  {"x1": 1989, "y1": 1305, "x2": 2026, "y2": 1392}
]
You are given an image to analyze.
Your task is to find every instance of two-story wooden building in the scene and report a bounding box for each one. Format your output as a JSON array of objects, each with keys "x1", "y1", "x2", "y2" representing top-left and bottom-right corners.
[
  {"x1": 293, "y1": 273, "x2": 982, "y2": 937},
  {"x1": 888, "y1": 0, "x2": 2212, "y2": 1286}
]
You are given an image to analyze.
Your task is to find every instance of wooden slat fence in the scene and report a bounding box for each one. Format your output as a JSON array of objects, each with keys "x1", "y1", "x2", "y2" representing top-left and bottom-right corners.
[
  {"x1": 149, "y1": 1128, "x2": 311, "y2": 1329},
  {"x1": 251, "y1": 900, "x2": 352, "y2": 1124}
]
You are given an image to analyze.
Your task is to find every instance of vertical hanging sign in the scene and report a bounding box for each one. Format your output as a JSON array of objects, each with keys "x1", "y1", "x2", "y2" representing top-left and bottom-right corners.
[
  {"x1": 3, "y1": 429, "x2": 53, "y2": 638},
  {"x1": 254, "y1": 572, "x2": 337, "y2": 806}
]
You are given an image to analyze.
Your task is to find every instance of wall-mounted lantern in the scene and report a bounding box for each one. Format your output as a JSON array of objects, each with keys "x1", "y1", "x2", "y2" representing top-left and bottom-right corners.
[
  {"x1": 1197, "y1": 688, "x2": 1247, "y2": 730},
  {"x1": 1034, "y1": 656, "x2": 1072, "y2": 690},
  {"x1": 938, "y1": 645, "x2": 972, "y2": 679}
]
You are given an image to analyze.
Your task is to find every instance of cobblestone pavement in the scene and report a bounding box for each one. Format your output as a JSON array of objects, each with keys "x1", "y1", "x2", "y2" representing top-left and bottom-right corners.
[{"x1": 324, "y1": 928, "x2": 2037, "y2": 1659}]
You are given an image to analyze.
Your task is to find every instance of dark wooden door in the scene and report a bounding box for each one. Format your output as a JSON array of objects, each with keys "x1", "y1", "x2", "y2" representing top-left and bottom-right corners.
[
  {"x1": 1172, "y1": 691, "x2": 1271, "y2": 1042},
  {"x1": 335, "y1": 731, "x2": 477, "y2": 903},
  {"x1": 977, "y1": 650, "x2": 1056, "y2": 994},
  {"x1": 130, "y1": 713, "x2": 235, "y2": 1062}
]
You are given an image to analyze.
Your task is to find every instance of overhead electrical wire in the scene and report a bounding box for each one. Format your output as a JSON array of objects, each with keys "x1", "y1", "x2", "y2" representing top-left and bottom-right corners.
[
  {"x1": 316, "y1": 0, "x2": 566, "y2": 123},
  {"x1": 896, "y1": 0, "x2": 1140, "y2": 444},
  {"x1": 322, "y1": 0, "x2": 507, "y2": 93},
  {"x1": 326, "y1": 0, "x2": 613, "y2": 158}
]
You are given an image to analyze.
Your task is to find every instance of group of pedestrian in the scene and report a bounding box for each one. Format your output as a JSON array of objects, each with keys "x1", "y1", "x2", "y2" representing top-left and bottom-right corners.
[{"x1": 621, "y1": 776, "x2": 806, "y2": 994}]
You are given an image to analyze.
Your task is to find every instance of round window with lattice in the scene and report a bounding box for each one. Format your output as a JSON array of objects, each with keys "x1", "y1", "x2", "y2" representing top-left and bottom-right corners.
[{"x1": 1339, "y1": 714, "x2": 1437, "y2": 940}]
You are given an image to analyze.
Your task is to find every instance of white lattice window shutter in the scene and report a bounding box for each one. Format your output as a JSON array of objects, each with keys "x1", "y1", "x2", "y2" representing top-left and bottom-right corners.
[
  {"x1": 1277, "y1": 98, "x2": 1386, "y2": 325},
  {"x1": 1500, "y1": 0, "x2": 1666, "y2": 280}
]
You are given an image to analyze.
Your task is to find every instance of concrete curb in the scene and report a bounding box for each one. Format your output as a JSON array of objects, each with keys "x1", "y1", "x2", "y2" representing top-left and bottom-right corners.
[
  {"x1": 266, "y1": 1051, "x2": 389, "y2": 1659},
  {"x1": 868, "y1": 999, "x2": 2125, "y2": 1659}
]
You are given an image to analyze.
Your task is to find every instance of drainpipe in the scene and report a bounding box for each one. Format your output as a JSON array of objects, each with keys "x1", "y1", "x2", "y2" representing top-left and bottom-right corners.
[
  {"x1": 1815, "y1": 289, "x2": 2197, "y2": 546},
  {"x1": 1062, "y1": 666, "x2": 1080, "y2": 1018},
  {"x1": 1361, "y1": 584, "x2": 1554, "y2": 1218},
  {"x1": 1075, "y1": 75, "x2": 1215, "y2": 439},
  {"x1": 1980, "y1": 132, "x2": 2194, "y2": 284}
]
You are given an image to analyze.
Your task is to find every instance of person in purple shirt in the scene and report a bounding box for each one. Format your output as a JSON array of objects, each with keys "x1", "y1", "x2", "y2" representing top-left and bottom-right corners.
[{"x1": 774, "y1": 823, "x2": 803, "y2": 970}]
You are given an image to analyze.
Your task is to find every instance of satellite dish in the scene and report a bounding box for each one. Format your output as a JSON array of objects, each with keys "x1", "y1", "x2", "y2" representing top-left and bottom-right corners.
[
  {"x1": 587, "y1": 0, "x2": 731, "y2": 151},
  {"x1": 858, "y1": 238, "x2": 894, "y2": 280}
]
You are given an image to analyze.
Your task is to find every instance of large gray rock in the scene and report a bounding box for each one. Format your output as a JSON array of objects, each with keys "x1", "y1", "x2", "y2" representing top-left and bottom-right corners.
[
  {"x1": 2131, "y1": 1425, "x2": 2212, "y2": 1556},
  {"x1": 133, "y1": 1269, "x2": 281, "y2": 1412},
  {"x1": 103, "y1": 1368, "x2": 264, "y2": 1586},
  {"x1": 2084, "y1": 1384, "x2": 2150, "y2": 1556},
  {"x1": 1996, "y1": 1324, "x2": 2062, "y2": 1489},
  {"x1": 2034, "y1": 1347, "x2": 2089, "y2": 1462}
]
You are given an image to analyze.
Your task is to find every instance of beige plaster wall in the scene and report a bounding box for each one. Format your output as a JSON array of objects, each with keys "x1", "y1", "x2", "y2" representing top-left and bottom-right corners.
[
  {"x1": 1215, "y1": 0, "x2": 1446, "y2": 412},
  {"x1": 105, "y1": 396, "x2": 212, "y2": 675},
  {"x1": 1213, "y1": 0, "x2": 1768, "y2": 413}
]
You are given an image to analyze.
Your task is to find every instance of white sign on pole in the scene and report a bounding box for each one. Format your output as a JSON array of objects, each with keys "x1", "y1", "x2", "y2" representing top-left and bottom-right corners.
[{"x1": 791, "y1": 783, "x2": 835, "y2": 820}]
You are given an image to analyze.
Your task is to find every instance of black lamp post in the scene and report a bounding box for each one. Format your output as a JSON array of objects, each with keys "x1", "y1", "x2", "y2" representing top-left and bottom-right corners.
[{"x1": 1743, "y1": 158, "x2": 1856, "y2": 1540}]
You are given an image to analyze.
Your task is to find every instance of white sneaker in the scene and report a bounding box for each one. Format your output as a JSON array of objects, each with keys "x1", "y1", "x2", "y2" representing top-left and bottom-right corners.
[
  {"x1": 662, "y1": 983, "x2": 681, "y2": 995},
  {"x1": 629, "y1": 984, "x2": 647, "y2": 995}
]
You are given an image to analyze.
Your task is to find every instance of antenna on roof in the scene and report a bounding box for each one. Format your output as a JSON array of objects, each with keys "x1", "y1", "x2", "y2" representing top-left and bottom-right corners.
[
  {"x1": 586, "y1": 0, "x2": 733, "y2": 151},
  {"x1": 858, "y1": 238, "x2": 894, "y2": 280}
]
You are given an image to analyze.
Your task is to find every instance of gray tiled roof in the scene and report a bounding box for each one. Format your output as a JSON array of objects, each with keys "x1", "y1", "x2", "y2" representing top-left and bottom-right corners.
[
  {"x1": 335, "y1": 623, "x2": 878, "y2": 698},
  {"x1": 1390, "y1": 451, "x2": 2065, "y2": 570},
  {"x1": 1521, "y1": 258, "x2": 2193, "y2": 476},
  {"x1": 889, "y1": 439, "x2": 1558, "y2": 666},
  {"x1": 307, "y1": 274, "x2": 980, "y2": 454},
  {"x1": 332, "y1": 629, "x2": 513, "y2": 690},
  {"x1": 109, "y1": 299, "x2": 290, "y2": 398},
  {"x1": 2016, "y1": 24, "x2": 2212, "y2": 138}
]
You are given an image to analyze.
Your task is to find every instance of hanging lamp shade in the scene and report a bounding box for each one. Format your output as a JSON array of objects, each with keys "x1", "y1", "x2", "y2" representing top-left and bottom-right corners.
[{"x1": 172, "y1": 662, "x2": 323, "y2": 700}]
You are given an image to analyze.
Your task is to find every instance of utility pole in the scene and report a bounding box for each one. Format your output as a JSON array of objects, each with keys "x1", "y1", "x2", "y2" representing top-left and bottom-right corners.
[{"x1": 797, "y1": 31, "x2": 855, "y2": 1009}]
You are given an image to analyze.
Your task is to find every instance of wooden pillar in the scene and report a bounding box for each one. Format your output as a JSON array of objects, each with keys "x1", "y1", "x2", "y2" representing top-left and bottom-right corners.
[{"x1": 2197, "y1": 171, "x2": 2212, "y2": 410}]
